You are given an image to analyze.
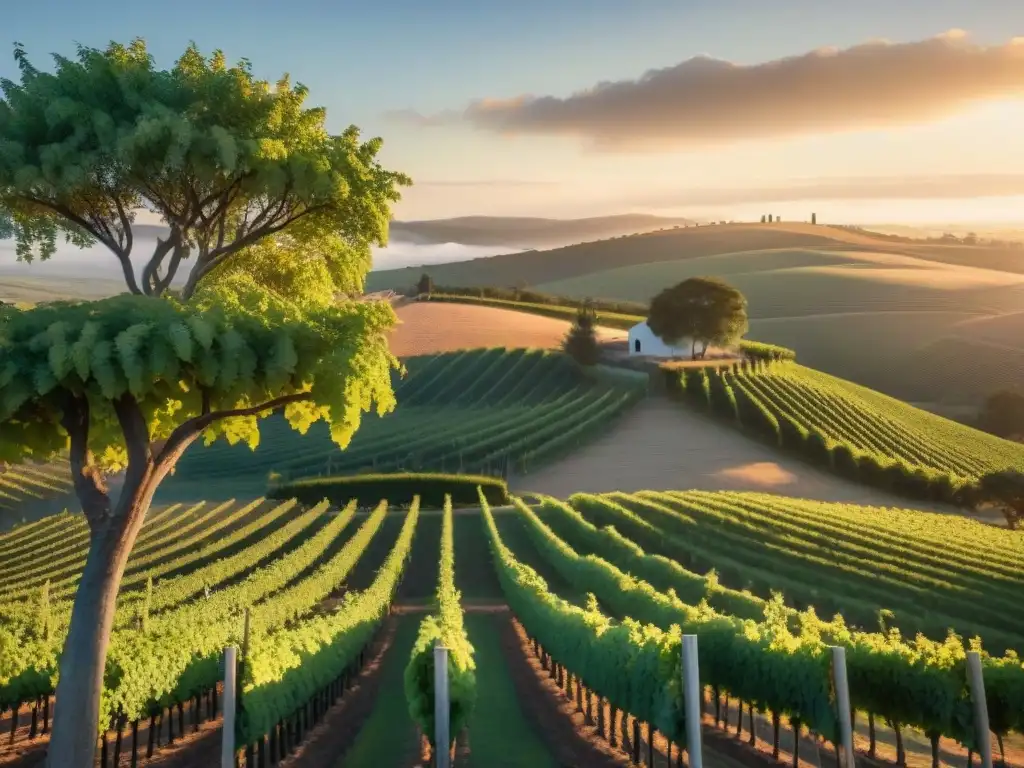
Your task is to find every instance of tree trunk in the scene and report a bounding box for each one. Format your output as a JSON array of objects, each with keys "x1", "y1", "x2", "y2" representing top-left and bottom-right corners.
[
  {"x1": 772, "y1": 711, "x2": 781, "y2": 760},
  {"x1": 45, "y1": 466, "x2": 156, "y2": 766},
  {"x1": 791, "y1": 718, "x2": 801, "y2": 768},
  {"x1": 868, "y1": 712, "x2": 876, "y2": 758}
]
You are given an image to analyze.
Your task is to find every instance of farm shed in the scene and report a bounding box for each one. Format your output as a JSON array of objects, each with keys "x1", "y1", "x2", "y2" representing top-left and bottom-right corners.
[{"x1": 627, "y1": 321, "x2": 692, "y2": 358}]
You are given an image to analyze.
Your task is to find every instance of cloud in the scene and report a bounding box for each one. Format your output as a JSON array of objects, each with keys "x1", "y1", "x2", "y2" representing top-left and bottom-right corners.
[
  {"x1": 391, "y1": 31, "x2": 1024, "y2": 150},
  {"x1": 636, "y1": 173, "x2": 1024, "y2": 207}
]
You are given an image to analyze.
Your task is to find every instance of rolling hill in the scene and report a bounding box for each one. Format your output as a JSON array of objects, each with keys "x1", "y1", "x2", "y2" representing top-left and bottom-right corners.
[
  {"x1": 388, "y1": 213, "x2": 698, "y2": 247},
  {"x1": 369, "y1": 223, "x2": 1024, "y2": 407}
]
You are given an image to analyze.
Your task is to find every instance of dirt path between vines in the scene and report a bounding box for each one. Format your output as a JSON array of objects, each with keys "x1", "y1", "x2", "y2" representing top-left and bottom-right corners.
[
  {"x1": 277, "y1": 613, "x2": 422, "y2": 768},
  {"x1": 482, "y1": 608, "x2": 633, "y2": 768}
]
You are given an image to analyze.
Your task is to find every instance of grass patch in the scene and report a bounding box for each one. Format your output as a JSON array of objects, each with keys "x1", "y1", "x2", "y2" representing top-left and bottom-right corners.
[
  {"x1": 462, "y1": 612, "x2": 557, "y2": 768},
  {"x1": 334, "y1": 614, "x2": 422, "y2": 768}
]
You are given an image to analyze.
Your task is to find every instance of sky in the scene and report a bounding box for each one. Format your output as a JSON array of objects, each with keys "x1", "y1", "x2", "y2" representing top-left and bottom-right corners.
[{"x1": 2, "y1": 0, "x2": 1024, "y2": 228}]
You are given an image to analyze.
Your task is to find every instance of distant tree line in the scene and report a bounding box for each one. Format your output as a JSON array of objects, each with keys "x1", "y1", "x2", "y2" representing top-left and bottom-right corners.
[
  {"x1": 832, "y1": 225, "x2": 1024, "y2": 249},
  {"x1": 410, "y1": 281, "x2": 649, "y2": 315}
]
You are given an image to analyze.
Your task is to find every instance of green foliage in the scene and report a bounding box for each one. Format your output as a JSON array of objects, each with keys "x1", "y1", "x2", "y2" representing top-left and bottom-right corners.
[
  {"x1": 420, "y1": 292, "x2": 795, "y2": 361},
  {"x1": 512, "y1": 387, "x2": 644, "y2": 472},
  {"x1": 0, "y1": 39, "x2": 410, "y2": 298},
  {"x1": 737, "y1": 339, "x2": 796, "y2": 362},
  {"x1": 977, "y1": 470, "x2": 1024, "y2": 530},
  {"x1": 669, "y1": 360, "x2": 1024, "y2": 505},
  {"x1": 0, "y1": 291, "x2": 399, "y2": 470},
  {"x1": 405, "y1": 495, "x2": 476, "y2": 747},
  {"x1": 561, "y1": 301, "x2": 601, "y2": 367},
  {"x1": 647, "y1": 277, "x2": 748, "y2": 358},
  {"x1": 520, "y1": 491, "x2": 1024, "y2": 747},
  {"x1": 269, "y1": 472, "x2": 509, "y2": 508},
  {"x1": 598, "y1": 489, "x2": 1024, "y2": 655},
  {"x1": 978, "y1": 390, "x2": 1024, "y2": 440},
  {"x1": 707, "y1": 370, "x2": 739, "y2": 422},
  {"x1": 510, "y1": 496, "x2": 838, "y2": 739},
  {"x1": 417, "y1": 273, "x2": 434, "y2": 295},
  {"x1": 477, "y1": 489, "x2": 692, "y2": 746},
  {"x1": 0, "y1": 497, "x2": 400, "y2": 723},
  {"x1": 239, "y1": 499, "x2": 419, "y2": 744},
  {"x1": 203, "y1": 233, "x2": 373, "y2": 307},
  {"x1": 169, "y1": 348, "x2": 642, "y2": 484},
  {"x1": 428, "y1": 286, "x2": 648, "y2": 317},
  {"x1": 0, "y1": 500, "x2": 270, "y2": 611}
]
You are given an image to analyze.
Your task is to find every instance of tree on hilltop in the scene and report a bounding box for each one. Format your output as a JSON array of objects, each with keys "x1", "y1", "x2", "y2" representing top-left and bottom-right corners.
[
  {"x1": 647, "y1": 277, "x2": 748, "y2": 360},
  {"x1": 0, "y1": 38, "x2": 410, "y2": 766},
  {"x1": 417, "y1": 272, "x2": 434, "y2": 296},
  {"x1": 978, "y1": 390, "x2": 1024, "y2": 442},
  {"x1": 977, "y1": 470, "x2": 1024, "y2": 530},
  {"x1": 562, "y1": 300, "x2": 601, "y2": 366}
]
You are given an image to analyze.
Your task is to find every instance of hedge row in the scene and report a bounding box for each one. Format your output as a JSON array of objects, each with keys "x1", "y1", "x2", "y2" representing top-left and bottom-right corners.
[
  {"x1": 268, "y1": 472, "x2": 510, "y2": 508},
  {"x1": 669, "y1": 367, "x2": 981, "y2": 507},
  {"x1": 428, "y1": 285, "x2": 648, "y2": 316}
]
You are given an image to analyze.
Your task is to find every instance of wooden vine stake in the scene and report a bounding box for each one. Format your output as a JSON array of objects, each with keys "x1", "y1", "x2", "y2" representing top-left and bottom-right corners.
[
  {"x1": 221, "y1": 646, "x2": 237, "y2": 768},
  {"x1": 682, "y1": 635, "x2": 703, "y2": 768},
  {"x1": 966, "y1": 651, "x2": 993, "y2": 768},
  {"x1": 434, "y1": 644, "x2": 451, "y2": 768},
  {"x1": 830, "y1": 647, "x2": 856, "y2": 768}
]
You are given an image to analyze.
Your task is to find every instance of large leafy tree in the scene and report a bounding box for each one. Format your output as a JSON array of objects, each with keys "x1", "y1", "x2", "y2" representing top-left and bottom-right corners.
[
  {"x1": 0, "y1": 39, "x2": 410, "y2": 766},
  {"x1": 647, "y1": 277, "x2": 748, "y2": 360}
]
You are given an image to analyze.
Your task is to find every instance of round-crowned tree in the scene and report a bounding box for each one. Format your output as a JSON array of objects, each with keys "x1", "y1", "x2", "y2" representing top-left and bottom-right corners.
[
  {"x1": 978, "y1": 390, "x2": 1024, "y2": 441},
  {"x1": 647, "y1": 277, "x2": 748, "y2": 360},
  {"x1": 0, "y1": 39, "x2": 410, "y2": 766}
]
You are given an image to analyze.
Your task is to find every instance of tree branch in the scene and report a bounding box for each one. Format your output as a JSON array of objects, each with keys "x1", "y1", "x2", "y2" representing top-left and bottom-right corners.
[
  {"x1": 155, "y1": 242, "x2": 190, "y2": 296},
  {"x1": 111, "y1": 393, "x2": 154, "y2": 474},
  {"x1": 59, "y1": 393, "x2": 112, "y2": 532},
  {"x1": 142, "y1": 229, "x2": 180, "y2": 297},
  {"x1": 22, "y1": 195, "x2": 143, "y2": 295},
  {"x1": 112, "y1": 196, "x2": 134, "y2": 256},
  {"x1": 153, "y1": 391, "x2": 313, "y2": 472},
  {"x1": 178, "y1": 205, "x2": 326, "y2": 301}
]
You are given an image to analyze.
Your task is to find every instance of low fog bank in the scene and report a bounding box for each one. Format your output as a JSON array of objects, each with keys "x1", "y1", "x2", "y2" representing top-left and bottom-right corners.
[
  {"x1": 0, "y1": 238, "x2": 520, "y2": 282},
  {"x1": 370, "y1": 241, "x2": 521, "y2": 271}
]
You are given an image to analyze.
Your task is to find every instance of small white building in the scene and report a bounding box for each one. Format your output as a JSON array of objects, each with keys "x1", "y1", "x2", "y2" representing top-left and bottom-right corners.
[{"x1": 627, "y1": 321, "x2": 692, "y2": 358}]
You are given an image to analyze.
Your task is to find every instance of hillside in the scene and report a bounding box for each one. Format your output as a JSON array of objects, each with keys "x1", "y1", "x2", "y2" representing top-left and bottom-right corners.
[
  {"x1": 388, "y1": 213, "x2": 697, "y2": 247},
  {"x1": 366, "y1": 222, "x2": 898, "y2": 292},
  {"x1": 0, "y1": 273, "x2": 126, "y2": 304},
  {"x1": 8, "y1": 297, "x2": 1024, "y2": 768},
  {"x1": 368, "y1": 223, "x2": 1024, "y2": 406}
]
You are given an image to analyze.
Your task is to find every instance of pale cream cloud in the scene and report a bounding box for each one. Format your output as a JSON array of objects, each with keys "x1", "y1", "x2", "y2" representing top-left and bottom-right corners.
[{"x1": 392, "y1": 31, "x2": 1024, "y2": 150}]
